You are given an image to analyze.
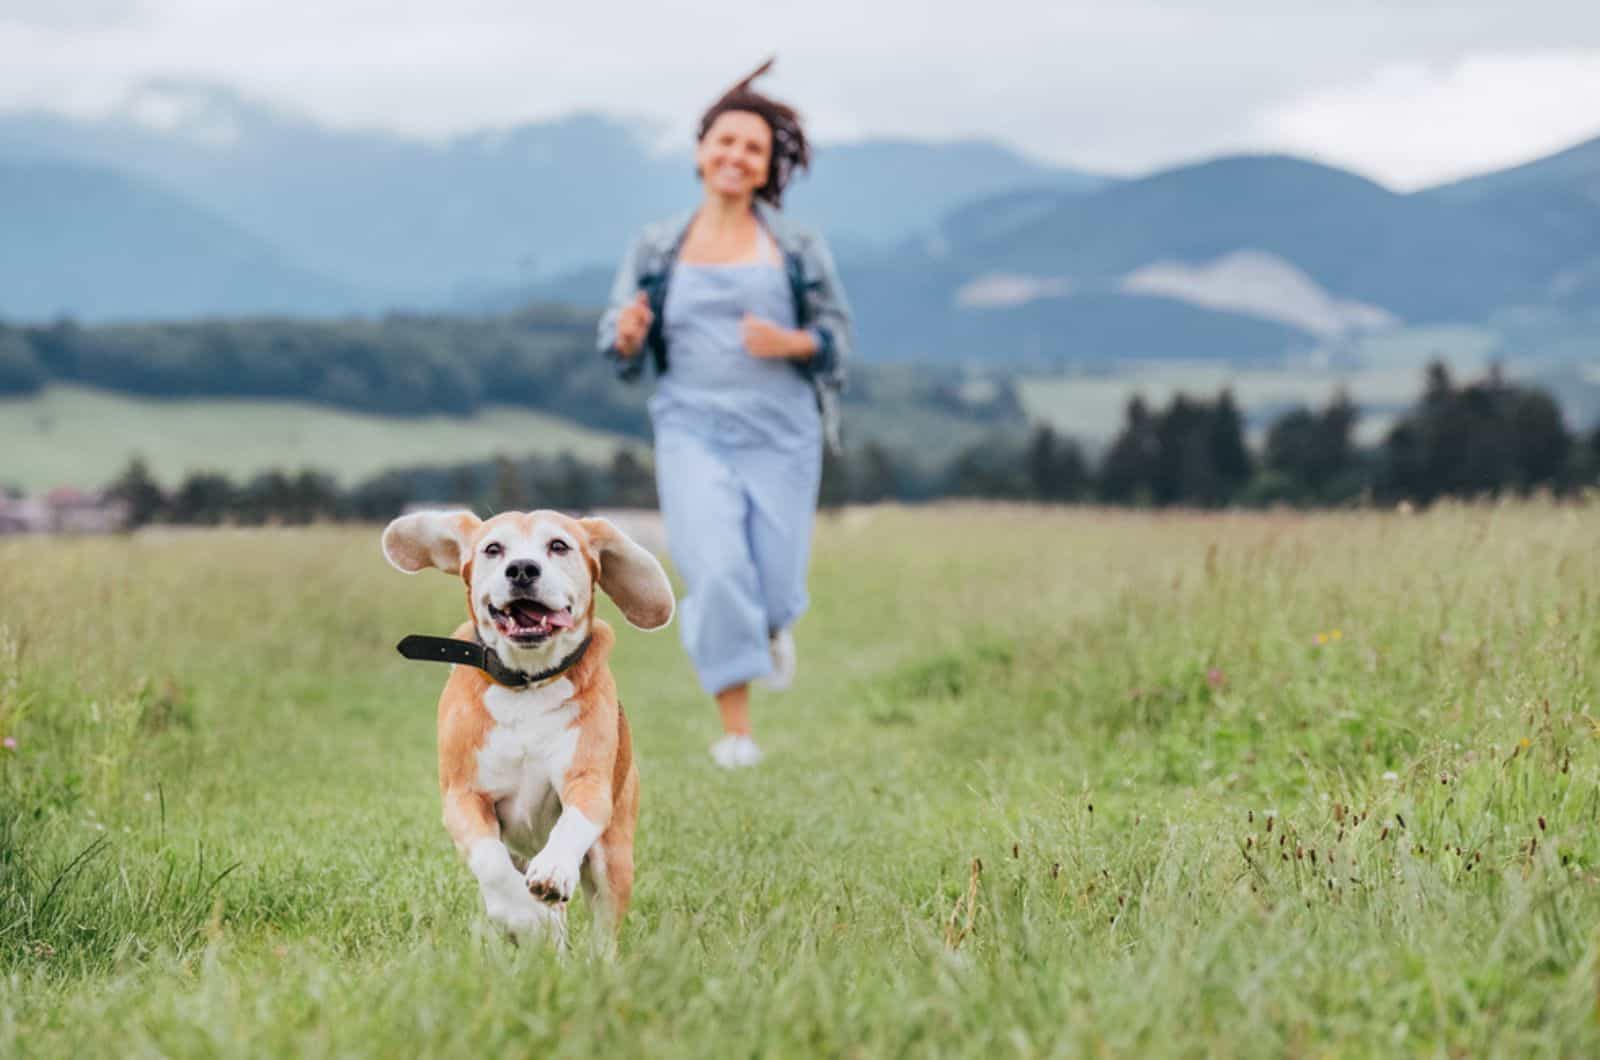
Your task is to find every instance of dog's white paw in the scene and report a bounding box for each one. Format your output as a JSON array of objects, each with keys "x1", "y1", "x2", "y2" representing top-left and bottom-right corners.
[
  {"x1": 524, "y1": 848, "x2": 580, "y2": 905},
  {"x1": 482, "y1": 882, "x2": 561, "y2": 941}
]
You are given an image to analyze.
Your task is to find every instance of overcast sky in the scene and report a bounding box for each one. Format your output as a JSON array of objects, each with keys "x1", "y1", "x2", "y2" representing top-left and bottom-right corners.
[{"x1": 3, "y1": 0, "x2": 1600, "y2": 188}]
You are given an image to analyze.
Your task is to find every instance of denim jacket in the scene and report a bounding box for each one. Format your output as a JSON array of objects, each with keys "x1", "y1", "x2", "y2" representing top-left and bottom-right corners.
[{"x1": 597, "y1": 204, "x2": 853, "y2": 452}]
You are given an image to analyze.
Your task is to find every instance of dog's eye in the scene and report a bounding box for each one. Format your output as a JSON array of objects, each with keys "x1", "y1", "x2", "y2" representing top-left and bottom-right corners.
[
  {"x1": 548, "y1": 539, "x2": 571, "y2": 556},
  {"x1": 482, "y1": 542, "x2": 503, "y2": 558}
]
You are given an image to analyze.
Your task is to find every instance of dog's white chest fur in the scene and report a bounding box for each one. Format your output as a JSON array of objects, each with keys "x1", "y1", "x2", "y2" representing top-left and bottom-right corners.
[{"x1": 476, "y1": 678, "x2": 579, "y2": 860}]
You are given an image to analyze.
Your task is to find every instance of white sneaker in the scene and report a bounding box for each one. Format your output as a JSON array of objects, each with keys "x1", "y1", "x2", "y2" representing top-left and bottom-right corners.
[
  {"x1": 759, "y1": 629, "x2": 797, "y2": 691},
  {"x1": 710, "y1": 734, "x2": 765, "y2": 769}
]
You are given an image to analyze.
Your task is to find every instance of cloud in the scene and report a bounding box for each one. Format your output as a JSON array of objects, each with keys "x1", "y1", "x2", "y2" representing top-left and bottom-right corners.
[
  {"x1": 1, "y1": 1, "x2": 1600, "y2": 187},
  {"x1": 1253, "y1": 51, "x2": 1600, "y2": 189},
  {"x1": 0, "y1": 0, "x2": 149, "y2": 31}
]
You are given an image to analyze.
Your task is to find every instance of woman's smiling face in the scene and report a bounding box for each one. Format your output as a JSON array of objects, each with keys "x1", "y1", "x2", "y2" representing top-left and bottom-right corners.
[{"x1": 697, "y1": 110, "x2": 772, "y2": 201}]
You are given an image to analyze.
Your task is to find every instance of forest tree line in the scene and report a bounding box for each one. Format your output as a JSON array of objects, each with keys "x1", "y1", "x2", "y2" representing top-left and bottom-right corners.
[
  {"x1": 95, "y1": 362, "x2": 1598, "y2": 527},
  {"x1": 0, "y1": 311, "x2": 1021, "y2": 439}
]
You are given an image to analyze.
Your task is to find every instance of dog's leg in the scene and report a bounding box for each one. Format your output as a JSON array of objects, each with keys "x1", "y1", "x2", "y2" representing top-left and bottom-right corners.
[
  {"x1": 592, "y1": 833, "x2": 634, "y2": 934},
  {"x1": 577, "y1": 844, "x2": 628, "y2": 958},
  {"x1": 444, "y1": 786, "x2": 560, "y2": 943},
  {"x1": 523, "y1": 801, "x2": 605, "y2": 906},
  {"x1": 525, "y1": 730, "x2": 616, "y2": 905},
  {"x1": 598, "y1": 767, "x2": 637, "y2": 933},
  {"x1": 578, "y1": 769, "x2": 635, "y2": 957}
]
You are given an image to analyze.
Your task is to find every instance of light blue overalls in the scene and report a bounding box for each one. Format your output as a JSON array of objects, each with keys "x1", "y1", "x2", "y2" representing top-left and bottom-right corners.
[{"x1": 647, "y1": 230, "x2": 823, "y2": 694}]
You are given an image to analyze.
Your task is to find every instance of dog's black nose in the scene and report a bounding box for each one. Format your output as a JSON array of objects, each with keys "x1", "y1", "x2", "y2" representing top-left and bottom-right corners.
[{"x1": 505, "y1": 560, "x2": 541, "y2": 586}]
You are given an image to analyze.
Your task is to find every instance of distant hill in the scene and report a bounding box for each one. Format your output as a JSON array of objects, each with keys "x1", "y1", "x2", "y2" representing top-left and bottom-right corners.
[
  {"x1": 7, "y1": 83, "x2": 1600, "y2": 371},
  {"x1": 1423, "y1": 132, "x2": 1600, "y2": 206},
  {"x1": 0, "y1": 81, "x2": 1105, "y2": 313},
  {"x1": 0, "y1": 159, "x2": 353, "y2": 320},
  {"x1": 776, "y1": 152, "x2": 1595, "y2": 364},
  {"x1": 931, "y1": 155, "x2": 1548, "y2": 322},
  {"x1": 782, "y1": 139, "x2": 1107, "y2": 244},
  {"x1": 1419, "y1": 132, "x2": 1600, "y2": 309}
]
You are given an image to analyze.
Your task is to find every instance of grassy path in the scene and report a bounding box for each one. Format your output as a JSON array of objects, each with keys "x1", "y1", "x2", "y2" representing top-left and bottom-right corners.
[{"x1": 3, "y1": 504, "x2": 1598, "y2": 1056}]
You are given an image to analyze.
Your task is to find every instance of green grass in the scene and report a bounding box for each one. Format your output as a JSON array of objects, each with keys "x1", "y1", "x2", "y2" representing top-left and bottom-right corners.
[
  {"x1": 3, "y1": 503, "x2": 1600, "y2": 1056},
  {"x1": 0, "y1": 385, "x2": 640, "y2": 491}
]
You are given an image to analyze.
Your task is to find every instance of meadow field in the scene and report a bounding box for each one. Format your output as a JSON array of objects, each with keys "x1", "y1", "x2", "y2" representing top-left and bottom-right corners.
[
  {"x1": 3, "y1": 502, "x2": 1599, "y2": 1056},
  {"x1": 0, "y1": 385, "x2": 640, "y2": 491}
]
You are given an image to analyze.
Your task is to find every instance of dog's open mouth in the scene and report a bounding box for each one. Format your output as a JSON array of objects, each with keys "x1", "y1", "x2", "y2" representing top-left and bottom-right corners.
[{"x1": 488, "y1": 599, "x2": 575, "y2": 644}]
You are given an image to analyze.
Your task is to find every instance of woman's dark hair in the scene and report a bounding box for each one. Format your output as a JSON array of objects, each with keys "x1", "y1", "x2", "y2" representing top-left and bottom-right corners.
[{"x1": 697, "y1": 57, "x2": 810, "y2": 208}]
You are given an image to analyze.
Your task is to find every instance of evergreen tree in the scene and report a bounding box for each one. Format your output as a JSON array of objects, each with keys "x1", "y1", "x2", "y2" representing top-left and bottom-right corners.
[
  {"x1": 287, "y1": 470, "x2": 339, "y2": 523},
  {"x1": 1154, "y1": 395, "x2": 1218, "y2": 506},
  {"x1": 107, "y1": 456, "x2": 166, "y2": 528},
  {"x1": 607, "y1": 449, "x2": 657, "y2": 509},
  {"x1": 1208, "y1": 388, "x2": 1253, "y2": 500},
  {"x1": 1379, "y1": 363, "x2": 1572, "y2": 502},
  {"x1": 0, "y1": 326, "x2": 44, "y2": 394},
  {"x1": 345, "y1": 473, "x2": 413, "y2": 522},
  {"x1": 493, "y1": 454, "x2": 526, "y2": 513},
  {"x1": 819, "y1": 446, "x2": 853, "y2": 509},
  {"x1": 1024, "y1": 424, "x2": 1088, "y2": 502},
  {"x1": 1097, "y1": 396, "x2": 1159, "y2": 504},
  {"x1": 856, "y1": 443, "x2": 900, "y2": 503},
  {"x1": 170, "y1": 472, "x2": 236, "y2": 525},
  {"x1": 450, "y1": 467, "x2": 480, "y2": 512},
  {"x1": 552, "y1": 452, "x2": 595, "y2": 511},
  {"x1": 1263, "y1": 388, "x2": 1361, "y2": 502},
  {"x1": 242, "y1": 471, "x2": 294, "y2": 524},
  {"x1": 1506, "y1": 388, "x2": 1570, "y2": 489},
  {"x1": 945, "y1": 439, "x2": 1028, "y2": 499}
]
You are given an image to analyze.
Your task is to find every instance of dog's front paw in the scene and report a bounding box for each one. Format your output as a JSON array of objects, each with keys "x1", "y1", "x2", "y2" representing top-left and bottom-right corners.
[
  {"x1": 524, "y1": 848, "x2": 580, "y2": 905},
  {"x1": 483, "y1": 883, "x2": 561, "y2": 941}
]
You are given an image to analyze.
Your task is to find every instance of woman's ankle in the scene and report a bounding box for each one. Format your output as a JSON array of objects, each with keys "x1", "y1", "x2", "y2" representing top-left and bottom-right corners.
[{"x1": 715, "y1": 682, "x2": 752, "y2": 737}]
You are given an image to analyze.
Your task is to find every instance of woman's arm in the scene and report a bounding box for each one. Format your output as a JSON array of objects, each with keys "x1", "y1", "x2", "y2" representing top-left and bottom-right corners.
[
  {"x1": 597, "y1": 234, "x2": 649, "y2": 382},
  {"x1": 741, "y1": 315, "x2": 818, "y2": 359},
  {"x1": 798, "y1": 230, "x2": 853, "y2": 388}
]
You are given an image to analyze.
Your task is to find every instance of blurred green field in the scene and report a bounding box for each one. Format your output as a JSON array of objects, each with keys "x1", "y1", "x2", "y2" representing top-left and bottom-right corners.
[
  {"x1": 3, "y1": 503, "x2": 1599, "y2": 1056},
  {"x1": 0, "y1": 385, "x2": 640, "y2": 492}
]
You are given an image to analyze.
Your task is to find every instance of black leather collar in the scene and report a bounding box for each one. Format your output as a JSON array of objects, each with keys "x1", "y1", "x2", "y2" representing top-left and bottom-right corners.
[{"x1": 396, "y1": 632, "x2": 593, "y2": 689}]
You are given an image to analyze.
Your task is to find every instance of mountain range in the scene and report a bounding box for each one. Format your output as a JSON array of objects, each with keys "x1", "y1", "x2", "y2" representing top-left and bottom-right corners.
[
  {"x1": 0, "y1": 158, "x2": 355, "y2": 319},
  {"x1": 0, "y1": 81, "x2": 1100, "y2": 314},
  {"x1": 3, "y1": 81, "x2": 1598, "y2": 370}
]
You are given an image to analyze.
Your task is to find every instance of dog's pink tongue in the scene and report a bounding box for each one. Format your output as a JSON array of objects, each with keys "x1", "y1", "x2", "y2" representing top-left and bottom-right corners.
[{"x1": 548, "y1": 608, "x2": 576, "y2": 630}]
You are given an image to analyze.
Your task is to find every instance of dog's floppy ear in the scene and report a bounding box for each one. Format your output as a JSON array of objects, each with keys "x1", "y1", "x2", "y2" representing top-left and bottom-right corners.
[
  {"x1": 580, "y1": 517, "x2": 675, "y2": 630},
  {"x1": 382, "y1": 510, "x2": 482, "y2": 575}
]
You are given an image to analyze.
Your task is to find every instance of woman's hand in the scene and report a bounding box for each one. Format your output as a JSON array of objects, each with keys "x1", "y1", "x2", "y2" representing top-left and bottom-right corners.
[
  {"x1": 615, "y1": 292, "x2": 653, "y2": 358},
  {"x1": 741, "y1": 314, "x2": 816, "y2": 360}
]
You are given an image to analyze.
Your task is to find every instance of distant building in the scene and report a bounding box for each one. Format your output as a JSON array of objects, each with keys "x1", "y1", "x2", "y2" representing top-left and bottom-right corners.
[{"x1": 0, "y1": 489, "x2": 130, "y2": 535}]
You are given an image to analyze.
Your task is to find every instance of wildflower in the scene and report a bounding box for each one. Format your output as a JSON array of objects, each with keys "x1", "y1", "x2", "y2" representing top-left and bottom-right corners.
[
  {"x1": 1, "y1": 736, "x2": 14, "y2": 752},
  {"x1": 1315, "y1": 632, "x2": 1329, "y2": 646},
  {"x1": 1331, "y1": 629, "x2": 1343, "y2": 641},
  {"x1": 1382, "y1": 771, "x2": 1399, "y2": 781},
  {"x1": 1206, "y1": 667, "x2": 1226, "y2": 690},
  {"x1": 1519, "y1": 738, "x2": 1531, "y2": 750}
]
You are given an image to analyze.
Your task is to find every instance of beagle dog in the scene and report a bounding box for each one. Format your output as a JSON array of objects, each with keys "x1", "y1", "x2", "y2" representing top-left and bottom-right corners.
[{"x1": 382, "y1": 509, "x2": 674, "y2": 945}]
